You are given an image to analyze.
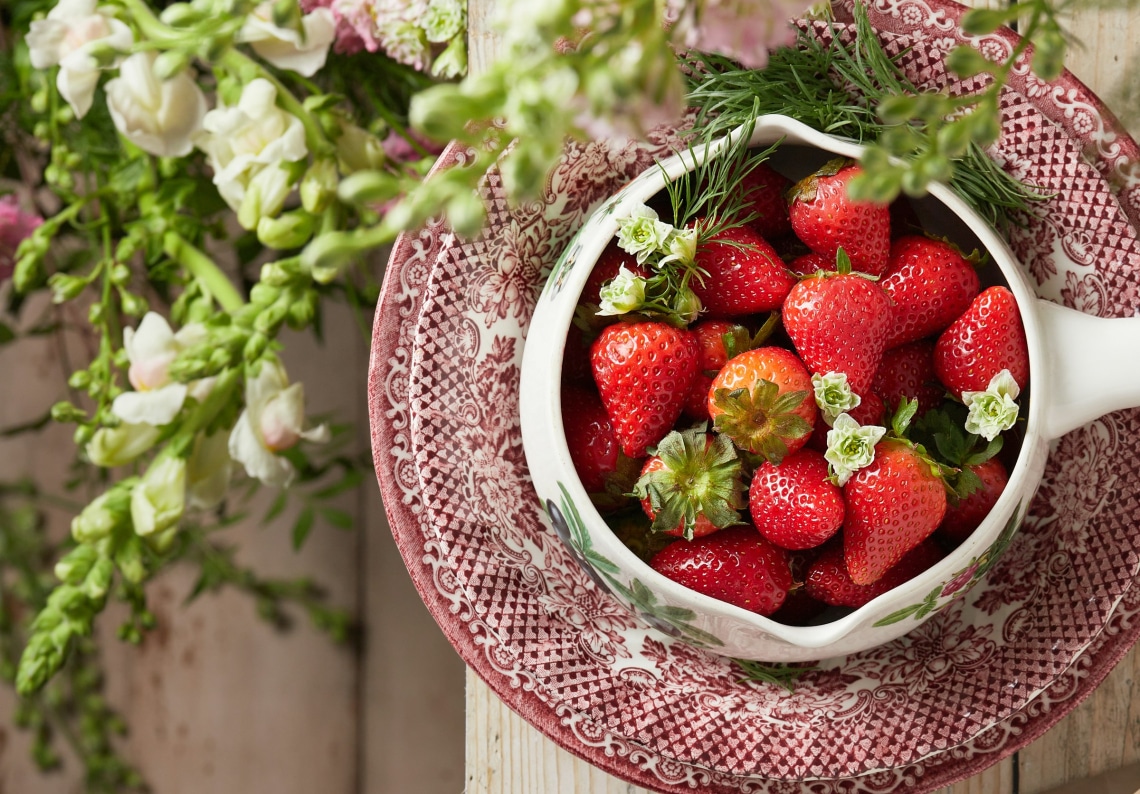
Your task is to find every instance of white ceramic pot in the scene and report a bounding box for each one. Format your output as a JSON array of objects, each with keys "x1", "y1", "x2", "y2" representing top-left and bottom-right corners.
[{"x1": 519, "y1": 114, "x2": 1140, "y2": 662}]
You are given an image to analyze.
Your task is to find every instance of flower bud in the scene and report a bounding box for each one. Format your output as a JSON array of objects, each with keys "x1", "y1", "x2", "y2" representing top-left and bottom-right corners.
[
  {"x1": 257, "y1": 211, "x2": 315, "y2": 250},
  {"x1": 286, "y1": 289, "x2": 318, "y2": 329},
  {"x1": 86, "y1": 423, "x2": 161, "y2": 467},
  {"x1": 51, "y1": 401, "x2": 86, "y2": 423},
  {"x1": 54, "y1": 546, "x2": 99, "y2": 585},
  {"x1": 48, "y1": 273, "x2": 86, "y2": 304},
  {"x1": 114, "y1": 537, "x2": 147, "y2": 584},
  {"x1": 83, "y1": 557, "x2": 115, "y2": 602},
  {"x1": 130, "y1": 456, "x2": 187, "y2": 538},
  {"x1": 301, "y1": 159, "x2": 338, "y2": 214},
  {"x1": 337, "y1": 170, "x2": 401, "y2": 205},
  {"x1": 120, "y1": 292, "x2": 148, "y2": 317},
  {"x1": 71, "y1": 492, "x2": 126, "y2": 543},
  {"x1": 336, "y1": 123, "x2": 386, "y2": 173}
]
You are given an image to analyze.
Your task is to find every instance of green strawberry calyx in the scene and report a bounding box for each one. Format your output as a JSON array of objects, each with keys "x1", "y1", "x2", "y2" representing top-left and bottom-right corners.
[
  {"x1": 711, "y1": 381, "x2": 812, "y2": 464},
  {"x1": 633, "y1": 426, "x2": 745, "y2": 540},
  {"x1": 787, "y1": 157, "x2": 850, "y2": 204},
  {"x1": 824, "y1": 413, "x2": 886, "y2": 486}
]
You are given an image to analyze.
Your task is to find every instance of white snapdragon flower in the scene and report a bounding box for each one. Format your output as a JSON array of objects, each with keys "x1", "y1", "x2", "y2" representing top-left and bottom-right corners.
[
  {"x1": 86, "y1": 422, "x2": 161, "y2": 467},
  {"x1": 812, "y1": 371, "x2": 861, "y2": 426},
  {"x1": 824, "y1": 413, "x2": 886, "y2": 486},
  {"x1": 111, "y1": 312, "x2": 208, "y2": 427},
  {"x1": 105, "y1": 52, "x2": 208, "y2": 157},
  {"x1": 196, "y1": 79, "x2": 308, "y2": 229},
  {"x1": 187, "y1": 430, "x2": 233, "y2": 510},
  {"x1": 229, "y1": 360, "x2": 330, "y2": 488},
  {"x1": 616, "y1": 205, "x2": 674, "y2": 265},
  {"x1": 238, "y1": 3, "x2": 337, "y2": 77},
  {"x1": 597, "y1": 265, "x2": 646, "y2": 316},
  {"x1": 131, "y1": 456, "x2": 187, "y2": 537},
  {"x1": 962, "y1": 369, "x2": 1021, "y2": 441},
  {"x1": 25, "y1": 0, "x2": 134, "y2": 118}
]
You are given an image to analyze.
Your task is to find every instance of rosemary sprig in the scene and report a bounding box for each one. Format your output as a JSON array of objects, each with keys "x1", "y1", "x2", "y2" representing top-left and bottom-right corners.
[{"x1": 733, "y1": 658, "x2": 816, "y2": 691}]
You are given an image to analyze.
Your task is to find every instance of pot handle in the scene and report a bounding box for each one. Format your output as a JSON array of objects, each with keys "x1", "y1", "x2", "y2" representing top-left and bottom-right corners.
[{"x1": 1035, "y1": 299, "x2": 1140, "y2": 440}]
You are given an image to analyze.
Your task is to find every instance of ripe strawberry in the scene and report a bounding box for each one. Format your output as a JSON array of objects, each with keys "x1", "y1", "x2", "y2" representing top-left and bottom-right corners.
[
  {"x1": 634, "y1": 427, "x2": 745, "y2": 540},
  {"x1": 808, "y1": 391, "x2": 885, "y2": 452},
  {"x1": 591, "y1": 321, "x2": 700, "y2": 458},
  {"x1": 880, "y1": 236, "x2": 980, "y2": 349},
  {"x1": 561, "y1": 385, "x2": 641, "y2": 513},
  {"x1": 583, "y1": 243, "x2": 645, "y2": 305},
  {"x1": 781, "y1": 261, "x2": 893, "y2": 396},
  {"x1": 749, "y1": 449, "x2": 844, "y2": 550},
  {"x1": 938, "y1": 457, "x2": 1009, "y2": 546},
  {"x1": 873, "y1": 341, "x2": 945, "y2": 417},
  {"x1": 933, "y1": 286, "x2": 1030, "y2": 399},
  {"x1": 788, "y1": 160, "x2": 891, "y2": 276},
  {"x1": 736, "y1": 162, "x2": 792, "y2": 239},
  {"x1": 691, "y1": 224, "x2": 796, "y2": 317},
  {"x1": 682, "y1": 321, "x2": 752, "y2": 421},
  {"x1": 708, "y1": 346, "x2": 817, "y2": 463},
  {"x1": 650, "y1": 526, "x2": 792, "y2": 616},
  {"x1": 806, "y1": 538, "x2": 944, "y2": 608},
  {"x1": 843, "y1": 439, "x2": 948, "y2": 585},
  {"x1": 787, "y1": 251, "x2": 835, "y2": 277}
]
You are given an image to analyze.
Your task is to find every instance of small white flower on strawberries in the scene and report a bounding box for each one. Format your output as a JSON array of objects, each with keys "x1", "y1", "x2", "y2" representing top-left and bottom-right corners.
[
  {"x1": 812, "y1": 371, "x2": 861, "y2": 426},
  {"x1": 962, "y1": 369, "x2": 1020, "y2": 441},
  {"x1": 824, "y1": 413, "x2": 886, "y2": 486}
]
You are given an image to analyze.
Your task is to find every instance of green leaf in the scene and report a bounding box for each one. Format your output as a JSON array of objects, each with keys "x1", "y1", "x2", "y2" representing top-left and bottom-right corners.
[
  {"x1": 313, "y1": 468, "x2": 364, "y2": 500},
  {"x1": 292, "y1": 507, "x2": 315, "y2": 550},
  {"x1": 320, "y1": 508, "x2": 354, "y2": 530},
  {"x1": 873, "y1": 603, "x2": 923, "y2": 626},
  {"x1": 0, "y1": 322, "x2": 15, "y2": 345},
  {"x1": 945, "y1": 46, "x2": 994, "y2": 79},
  {"x1": 960, "y1": 7, "x2": 1014, "y2": 35},
  {"x1": 264, "y1": 492, "x2": 288, "y2": 523}
]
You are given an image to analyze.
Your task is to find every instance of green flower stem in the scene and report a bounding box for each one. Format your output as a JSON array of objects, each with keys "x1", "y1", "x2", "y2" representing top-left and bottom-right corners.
[
  {"x1": 162, "y1": 232, "x2": 244, "y2": 314},
  {"x1": 168, "y1": 368, "x2": 240, "y2": 458},
  {"x1": 114, "y1": 0, "x2": 183, "y2": 44}
]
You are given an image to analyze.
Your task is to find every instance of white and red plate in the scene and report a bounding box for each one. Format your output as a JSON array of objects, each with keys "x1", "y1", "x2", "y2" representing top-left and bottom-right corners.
[{"x1": 368, "y1": 1, "x2": 1140, "y2": 791}]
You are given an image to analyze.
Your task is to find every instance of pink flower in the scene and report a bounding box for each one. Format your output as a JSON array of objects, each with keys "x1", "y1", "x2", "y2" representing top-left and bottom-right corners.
[
  {"x1": 675, "y1": 0, "x2": 815, "y2": 69},
  {"x1": 381, "y1": 128, "x2": 444, "y2": 163},
  {"x1": 0, "y1": 196, "x2": 42, "y2": 282}
]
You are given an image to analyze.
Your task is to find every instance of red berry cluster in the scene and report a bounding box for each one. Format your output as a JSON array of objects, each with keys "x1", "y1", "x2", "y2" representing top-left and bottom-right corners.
[{"x1": 562, "y1": 157, "x2": 1029, "y2": 623}]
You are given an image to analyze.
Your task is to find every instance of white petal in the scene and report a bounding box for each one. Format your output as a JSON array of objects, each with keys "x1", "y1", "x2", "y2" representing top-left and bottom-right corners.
[
  {"x1": 248, "y1": 9, "x2": 336, "y2": 77},
  {"x1": 300, "y1": 423, "x2": 330, "y2": 443},
  {"x1": 26, "y1": 18, "x2": 68, "y2": 68},
  {"x1": 112, "y1": 383, "x2": 188, "y2": 426},
  {"x1": 57, "y1": 63, "x2": 100, "y2": 118},
  {"x1": 229, "y1": 410, "x2": 295, "y2": 488}
]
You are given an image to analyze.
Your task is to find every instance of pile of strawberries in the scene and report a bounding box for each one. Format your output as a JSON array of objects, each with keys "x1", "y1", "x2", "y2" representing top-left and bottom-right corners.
[{"x1": 561, "y1": 156, "x2": 1029, "y2": 623}]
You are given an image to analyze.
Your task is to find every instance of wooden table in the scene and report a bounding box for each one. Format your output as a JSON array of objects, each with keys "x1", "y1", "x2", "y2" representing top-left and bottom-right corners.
[{"x1": 463, "y1": 2, "x2": 1140, "y2": 793}]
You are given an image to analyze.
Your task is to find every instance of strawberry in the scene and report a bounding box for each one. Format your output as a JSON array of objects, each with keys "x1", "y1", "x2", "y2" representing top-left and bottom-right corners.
[
  {"x1": 591, "y1": 321, "x2": 700, "y2": 458},
  {"x1": 736, "y1": 162, "x2": 793, "y2": 240},
  {"x1": 843, "y1": 439, "x2": 948, "y2": 585},
  {"x1": 561, "y1": 385, "x2": 641, "y2": 513},
  {"x1": 788, "y1": 159, "x2": 891, "y2": 276},
  {"x1": 808, "y1": 391, "x2": 885, "y2": 452},
  {"x1": 806, "y1": 538, "x2": 944, "y2": 608},
  {"x1": 691, "y1": 224, "x2": 796, "y2": 317},
  {"x1": 708, "y1": 346, "x2": 817, "y2": 463},
  {"x1": 873, "y1": 341, "x2": 945, "y2": 418},
  {"x1": 880, "y1": 235, "x2": 980, "y2": 349},
  {"x1": 682, "y1": 321, "x2": 753, "y2": 421},
  {"x1": 749, "y1": 449, "x2": 844, "y2": 550},
  {"x1": 781, "y1": 257, "x2": 893, "y2": 396},
  {"x1": 650, "y1": 525, "x2": 792, "y2": 616},
  {"x1": 634, "y1": 427, "x2": 745, "y2": 540},
  {"x1": 583, "y1": 243, "x2": 645, "y2": 305},
  {"x1": 787, "y1": 251, "x2": 835, "y2": 277},
  {"x1": 933, "y1": 286, "x2": 1030, "y2": 399},
  {"x1": 938, "y1": 457, "x2": 1009, "y2": 546}
]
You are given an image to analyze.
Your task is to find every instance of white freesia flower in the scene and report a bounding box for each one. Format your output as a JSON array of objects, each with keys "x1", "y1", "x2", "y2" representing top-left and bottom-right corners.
[
  {"x1": 229, "y1": 360, "x2": 330, "y2": 488},
  {"x1": 187, "y1": 430, "x2": 233, "y2": 510},
  {"x1": 105, "y1": 52, "x2": 208, "y2": 157},
  {"x1": 616, "y1": 204, "x2": 674, "y2": 265},
  {"x1": 197, "y1": 78, "x2": 308, "y2": 229},
  {"x1": 812, "y1": 371, "x2": 861, "y2": 426},
  {"x1": 962, "y1": 369, "x2": 1021, "y2": 441},
  {"x1": 25, "y1": 0, "x2": 134, "y2": 118},
  {"x1": 824, "y1": 413, "x2": 886, "y2": 486},
  {"x1": 111, "y1": 312, "x2": 207, "y2": 427},
  {"x1": 131, "y1": 456, "x2": 187, "y2": 537},
  {"x1": 86, "y1": 422, "x2": 161, "y2": 467},
  {"x1": 597, "y1": 265, "x2": 646, "y2": 316},
  {"x1": 238, "y1": 3, "x2": 336, "y2": 77}
]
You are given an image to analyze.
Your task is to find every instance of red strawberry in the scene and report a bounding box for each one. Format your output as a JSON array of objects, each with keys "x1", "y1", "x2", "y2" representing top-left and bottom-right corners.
[
  {"x1": 749, "y1": 449, "x2": 844, "y2": 550},
  {"x1": 781, "y1": 263, "x2": 893, "y2": 396},
  {"x1": 682, "y1": 321, "x2": 752, "y2": 421},
  {"x1": 634, "y1": 427, "x2": 745, "y2": 540},
  {"x1": 806, "y1": 539, "x2": 944, "y2": 608},
  {"x1": 843, "y1": 440, "x2": 948, "y2": 585},
  {"x1": 788, "y1": 160, "x2": 891, "y2": 276},
  {"x1": 808, "y1": 391, "x2": 885, "y2": 452},
  {"x1": 591, "y1": 321, "x2": 700, "y2": 458},
  {"x1": 708, "y1": 346, "x2": 818, "y2": 463},
  {"x1": 939, "y1": 457, "x2": 1009, "y2": 546},
  {"x1": 736, "y1": 162, "x2": 792, "y2": 239},
  {"x1": 691, "y1": 224, "x2": 796, "y2": 317},
  {"x1": 787, "y1": 251, "x2": 835, "y2": 277},
  {"x1": 933, "y1": 286, "x2": 1030, "y2": 399},
  {"x1": 561, "y1": 385, "x2": 641, "y2": 513},
  {"x1": 873, "y1": 341, "x2": 945, "y2": 417},
  {"x1": 880, "y1": 236, "x2": 980, "y2": 349},
  {"x1": 583, "y1": 243, "x2": 645, "y2": 305},
  {"x1": 650, "y1": 526, "x2": 792, "y2": 616}
]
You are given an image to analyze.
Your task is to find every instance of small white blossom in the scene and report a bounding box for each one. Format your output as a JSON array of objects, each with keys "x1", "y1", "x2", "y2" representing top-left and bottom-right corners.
[
  {"x1": 825, "y1": 413, "x2": 886, "y2": 486},
  {"x1": 377, "y1": 21, "x2": 430, "y2": 71},
  {"x1": 597, "y1": 265, "x2": 646, "y2": 316},
  {"x1": 25, "y1": 0, "x2": 134, "y2": 118},
  {"x1": 238, "y1": 3, "x2": 336, "y2": 77},
  {"x1": 111, "y1": 312, "x2": 207, "y2": 427},
  {"x1": 229, "y1": 360, "x2": 330, "y2": 488},
  {"x1": 616, "y1": 204, "x2": 674, "y2": 265},
  {"x1": 420, "y1": 0, "x2": 465, "y2": 43},
  {"x1": 131, "y1": 456, "x2": 186, "y2": 537},
  {"x1": 812, "y1": 371, "x2": 861, "y2": 425},
  {"x1": 658, "y1": 226, "x2": 697, "y2": 268},
  {"x1": 105, "y1": 53, "x2": 207, "y2": 157},
  {"x1": 962, "y1": 369, "x2": 1021, "y2": 441}
]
